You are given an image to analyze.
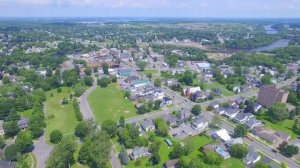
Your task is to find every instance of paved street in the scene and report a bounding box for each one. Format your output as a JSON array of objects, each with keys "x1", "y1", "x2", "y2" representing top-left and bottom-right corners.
[{"x1": 32, "y1": 133, "x2": 53, "y2": 168}]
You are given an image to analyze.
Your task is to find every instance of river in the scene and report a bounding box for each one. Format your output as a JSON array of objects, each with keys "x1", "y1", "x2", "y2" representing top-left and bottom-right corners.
[{"x1": 250, "y1": 39, "x2": 290, "y2": 52}]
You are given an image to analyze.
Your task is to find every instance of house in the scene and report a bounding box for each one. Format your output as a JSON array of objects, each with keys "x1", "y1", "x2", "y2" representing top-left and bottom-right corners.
[
  {"x1": 162, "y1": 115, "x2": 177, "y2": 126},
  {"x1": 223, "y1": 107, "x2": 240, "y2": 119},
  {"x1": 225, "y1": 138, "x2": 243, "y2": 147},
  {"x1": 161, "y1": 97, "x2": 173, "y2": 106},
  {"x1": 163, "y1": 159, "x2": 179, "y2": 168},
  {"x1": 18, "y1": 118, "x2": 29, "y2": 130},
  {"x1": 243, "y1": 147, "x2": 261, "y2": 165},
  {"x1": 130, "y1": 146, "x2": 151, "y2": 160},
  {"x1": 258, "y1": 132, "x2": 277, "y2": 144},
  {"x1": 215, "y1": 107, "x2": 226, "y2": 115},
  {"x1": 203, "y1": 69, "x2": 213, "y2": 78},
  {"x1": 209, "y1": 101, "x2": 220, "y2": 109},
  {"x1": 197, "y1": 61, "x2": 211, "y2": 69},
  {"x1": 235, "y1": 97, "x2": 247, "y2": 105},
  {"x1": 177, "y1": 109, "x2": 191, "y2": 123},
  {"x1": 257, "y1": 85, "x2": 289, "y2": 107},
  {"x1": 191, "y1": 118, "x2": 209, "y2": 131},
  {"x1": 251, "y1": 126, "x2": 264, "y2": 135},
  {"x1": 233, "y1": 113, "x2": 254, "y2": 124},
  {"x1": 215, "y1": 146, "x2": 230, "y2": 159},
  {"x1": 275, "y1": 131, "x2": 291, "y2": 141},
  {"x1": 125, "y1": 76, "x2": 140, "y2": 83},
  {"x1": 211, "y1": 88, "x2": 222, "y2": 96},
  {"x1": 119, "y1": 69, "x2": 133, "y2": 77},
  {"x1": 0, "y1": 120, "x2": 4, "y2": 135},
  {"x1": 141, "y1": 119, "x2": 155, "y2": 132},
  {"x1": 212, "y1": 129, "x2": 231, "y2": 142},
  {"x1": 233, "y1": 86, "x2": 241, "y2": 94},
  {"x1": 253, "y1": 103, "x2": 262, "y2": 113},
  {"x1": 246, "y1": 118, "x2": 262, "y2": 130},
  {"x1": 182, "y1": 86, "x2": 201, "y2": 97},
  {"x1": 131, "y1": 122, "x2": 143, "y2": 136},
  {"x1": 191, "y1": 91, "x2": 208, "y2": 102},
  {"x1": 132, "y1": 80, "x2": 150, "y2": 88},
  {"x1": 163, "y1": 78, "x2": 179, "y2": 87}
]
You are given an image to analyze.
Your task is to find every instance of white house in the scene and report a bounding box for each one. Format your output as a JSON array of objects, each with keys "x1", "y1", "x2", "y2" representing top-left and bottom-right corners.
[
  {"x1": 196, "y1": 61, "x2": 211, "y2": 69},
  {"x1": 212, "y1": 129, "x2": 231, "y2": 142},
  {"x1": 191, "y1": 118, "x2": 209, "y2": 131}
]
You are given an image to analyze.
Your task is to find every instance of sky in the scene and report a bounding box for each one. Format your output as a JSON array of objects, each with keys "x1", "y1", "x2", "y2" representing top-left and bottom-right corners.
[{"x1": 0, "y1": 0, "x2": 300, "y2": 18}]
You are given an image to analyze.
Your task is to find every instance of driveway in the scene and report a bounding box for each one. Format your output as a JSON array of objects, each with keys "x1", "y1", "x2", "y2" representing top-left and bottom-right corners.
[{"x1": 32, "y1": 134, "x2": 53, "y2": 168}]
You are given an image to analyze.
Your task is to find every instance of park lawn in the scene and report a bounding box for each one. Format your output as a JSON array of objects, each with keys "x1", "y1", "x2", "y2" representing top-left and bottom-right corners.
[
  {"x1": 45, "y1": 87, "x2": 78, "y2": 142},
  {"x1": 88, "y1": 84, "x2": 137, "y2": 123},
  {"x1": 25, "y1": 153, "x2": 37, "y2": 168},
  {"x1": 204, "y1": 82, "x2": 233, "y2": 97},
  {"x1": 256, "y1": 110, "x2": 299, "y2": 140},
  {"x1": 221, "y1": 158, "x2": 244, "y2": 168}
]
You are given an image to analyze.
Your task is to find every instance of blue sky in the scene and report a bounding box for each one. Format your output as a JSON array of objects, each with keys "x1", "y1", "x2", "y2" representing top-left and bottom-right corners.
[{"x1": 0, "y1": 0, "x2": 299, "y2": 18}]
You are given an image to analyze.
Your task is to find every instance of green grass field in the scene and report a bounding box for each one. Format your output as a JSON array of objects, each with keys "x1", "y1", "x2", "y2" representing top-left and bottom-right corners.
[
  {"x1": 257, "y1": 110, "x2": 298, "y2": 140},
  {"x1": 88, "y1": 84, "x2": 137, "y2": 123},
  {"x1": 221, "y1": 158, "x2": 244, "y2": 168},
  {"x1": 20, "y1": 109, "x2": 32, "y2": 118},
  {"x1": 183, "y1": 134, "x2": 214, "y2": 159},
  {"x1": 204, "y1": 82, "x2": 233, "y2": 96},
  {"x1": 45, "y1": 87, "x2": 78, "y2": 142},
  {"x1": 140, "y1": 70, "x2": 158, "y2": 77}
]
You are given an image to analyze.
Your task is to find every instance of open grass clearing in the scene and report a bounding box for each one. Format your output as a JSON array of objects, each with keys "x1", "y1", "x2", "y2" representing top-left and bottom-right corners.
[
  {"x1": 45, "y1": 87, "x2": 78, "y2": 143},
  {"x1": 88, "y1": 84, "x2": 137, "y2": 123}
]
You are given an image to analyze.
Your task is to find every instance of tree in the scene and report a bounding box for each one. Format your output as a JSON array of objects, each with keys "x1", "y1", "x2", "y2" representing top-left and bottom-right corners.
[
  {"x1": 101, "y1": 120, "x2": 117, "y2": 138},
  {"x1": 84, "y1": 68, "x2": 92, "y2": 76},
  {"x1": 154, "y1": 118, "x2": 169, "y2": 137},
  {"x1": 50, "y1": 130, "x2": 63, "y2": 144},
  {"x1": 154, "y1": 78, "x2": 161, "y2": 87},
  {"x1": 97, "y1": 77, "x2": 110, "y2": 87},
  {"x1": 254, "y1": 162, "x2": 269, "y2": 168},
  {"x1": 124, "y1": 91, "x2": 131, "y2": 99},
  {"x1": 229, "y1": 144, "x2": 248, "y2": 159},
  {"x1": 234, "y1": 124, "x2": 248, "y2": 138},
  {"x1": 244, "y1": 102, "x2": 255, "y2": 113},
  {"x1": 75, "y1": 120, "x2": 97, "y2": 139},
  {"x1": 111, "y1": 75, "x2": 117, "y2": 83},
  {"x1": 119, "y1": 116, "x2": 125, "y2": 127},
  {"x1": 288, "y1": 91, "x2": 298, "y2": 105},
  {"x1": 279, "y1": 144, "x2": 299, "y2": 157},
  {"x1": 179, "y1": 71, "x2": 193, "y2": 86},
  {"x1": 268, "y1": 103, "x2": 289, "y2": 123},
  {"x1": 203, "y1": 151, "x2": 223, "y2": 166},
  {"x1": 83, "y1": 76, "x2": 94, "y2": 86},
  {"x1": 137, "y1": 61, "x2": 147, "y2": 71},
  {"x1": 281, "y1": 162, "x2": 288, "y2": 168},
  {"x1": 78, "y1": 131, "x2": 111, "y2": 167},
  {"x1": 3, "y1": 121, "x2": 20, "y2": 138},
  {"x1": 4, "y1": 144, "x2": 20, "y2": 161},
  {"x1": 15, "y1": 131, "x2": 33, "y2": 153},
  {"x1": 169, "y1": 142, "x2": 193, "y2": 159},
  {"x1": 153, "y1": 100, "x2": 162, "y2": 110},
  {"x1": 191, "y1": 105, "x2": 201, "y2": 116},
  {"x1": 261, "y1": 74, "x2": 272, "y2": 85},
  {"x1": 102, "y1": 63, "x2": 109, "y2": 75},
  {"x1": 0, "y1": 136, "x2": 6, "y2": 148},
  {"x1": 46, "y1": 138, "x2": 76, "y2": 168}
]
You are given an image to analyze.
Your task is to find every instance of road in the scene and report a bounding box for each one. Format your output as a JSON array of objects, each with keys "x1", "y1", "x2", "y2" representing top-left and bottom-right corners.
[
  {"x1": 79, "y1": 78, "x2": 121, "y2": 168},
  {"x1": 32, "y1": 134, "x2": 53, "y2": 168}
]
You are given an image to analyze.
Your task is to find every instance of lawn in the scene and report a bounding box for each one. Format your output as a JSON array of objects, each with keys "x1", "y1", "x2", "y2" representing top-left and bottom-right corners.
[
  {"x1": 204, "y1": 82, "x2": 233, "y2": 97},
  {"x1": 256, "y1": 110, "x2": 299, "y2": 140},
  {"x1": 140, "y1": 70, "x2": 158, "y2": 77},
  {"x1": 183, "y1": 134, "x2": 214, "y2": 159},
  {"x1": 221, "y1": 158, "x2": 244, "y2": 168},
  {"x1": 45, "y1": 87, "x2": 78, "y2": 142},
  {"x1": 88, "y1": 84, "x2": 137, "y2": 123},
  {"x1": 25, "y1": 153, "x2": 37, "y2": 168}
]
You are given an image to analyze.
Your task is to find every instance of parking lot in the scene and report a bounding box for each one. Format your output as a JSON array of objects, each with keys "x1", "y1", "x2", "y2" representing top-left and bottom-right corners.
[{"x1": 169, "y1": 123, "x2": 206, "y2": 140}]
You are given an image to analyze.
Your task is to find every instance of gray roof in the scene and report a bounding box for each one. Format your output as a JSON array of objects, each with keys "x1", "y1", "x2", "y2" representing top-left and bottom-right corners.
[
  {"x1": 132, "y1": 146, "x2": 148, "y2": 157},
  {"x1": 18, "y1": 118, "x2": 29, "y2": 126},
  {"x1": 162, "y1": 115, "x2": 177, "y2": 125},
  {"x1": 141, "y1": 119, "x2": 154, "y2": 130},
  {"x1": 243, "y1": 147, "x2": 260, "y2": 164},
  {"x1": 192, "y1": 118, "x2": 207, "y2": 127},
  {"x1": 258, "y1": 132, "x2": 277, "y2": 143}
]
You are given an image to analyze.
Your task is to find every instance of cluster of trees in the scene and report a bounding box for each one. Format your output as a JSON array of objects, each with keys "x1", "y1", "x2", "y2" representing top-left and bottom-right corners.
[
  {"x1": 224, "y1": 35, "x2": 279, "y2": 49},
  {"x1": 169, "y1": 142, "x2": 194, "y2": 159},
  {"x1": 118, "y1": 124, "x2": 148, "y2": 148},
  {"x1": 154, "y1": 118, "x2": 169, "y2": 137},
  {"x1": 278, "y1": 142, "x2": 299, "y2": 157},
  {"x1": 137, "y1": 100, "x2": 162, "y2": 114},
  {"x1": 72, "y1": 99, "x2": 83, "y2": 121},
  {"x1": 97, "y1": 76, "x2": 117, "y2": 88},
  {"x1": 267, "y1": 103, "x2": 289, "y2": 123}
]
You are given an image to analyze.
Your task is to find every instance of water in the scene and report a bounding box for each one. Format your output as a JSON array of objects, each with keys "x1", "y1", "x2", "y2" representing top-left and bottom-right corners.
[
  {"x1": 250, "y1": 39, "x2": 290, "y2": 52},
  {"x1": 264, "y1": 25, "x2": 278, "y2": 35}
]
